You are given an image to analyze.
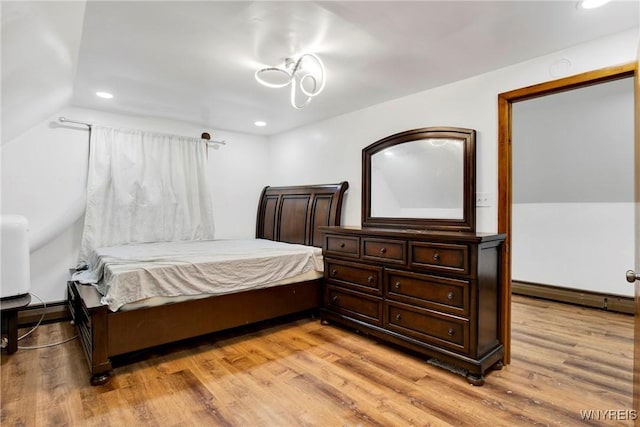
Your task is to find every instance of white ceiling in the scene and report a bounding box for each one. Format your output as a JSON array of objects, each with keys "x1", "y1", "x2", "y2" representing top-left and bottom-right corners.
[{"x1": 2, "y1": 1, "x2": 639, "y2": 140}]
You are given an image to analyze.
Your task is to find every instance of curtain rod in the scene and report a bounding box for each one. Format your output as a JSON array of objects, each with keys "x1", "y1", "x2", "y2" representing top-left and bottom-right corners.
[
  {"x1": 59, "y1": 116, "x2": 91, "y2": 127},
  {"x1": 57, "y1": 116, "x2": 226, "y2": 145}
]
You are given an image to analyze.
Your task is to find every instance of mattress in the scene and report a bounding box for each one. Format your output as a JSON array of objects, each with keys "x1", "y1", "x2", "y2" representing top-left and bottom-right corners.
[{"x1": 71, "y1": 239, "x2": 324, "y2": 311}]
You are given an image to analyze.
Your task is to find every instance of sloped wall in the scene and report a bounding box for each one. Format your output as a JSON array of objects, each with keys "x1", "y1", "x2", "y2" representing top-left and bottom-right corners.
[{"x1": 1, "y1": 1, "x2": 86, "y2": 144}]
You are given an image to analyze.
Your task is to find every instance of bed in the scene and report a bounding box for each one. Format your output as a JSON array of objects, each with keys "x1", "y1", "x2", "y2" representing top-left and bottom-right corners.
[{"x1": 67, "y1": 182, "x2": 348, "y2": 385}]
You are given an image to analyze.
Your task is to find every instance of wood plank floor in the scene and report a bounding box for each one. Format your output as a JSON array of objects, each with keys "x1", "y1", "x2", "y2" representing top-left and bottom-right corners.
[{"x1": 1, "y1": 295, "x2": 635, "y2": 426}]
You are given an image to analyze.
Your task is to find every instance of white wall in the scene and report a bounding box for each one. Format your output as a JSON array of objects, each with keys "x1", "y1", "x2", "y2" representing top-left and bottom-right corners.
[
  {"x1": 513, "y1": 203, "x2": 634, "y2": 296},
  {"x1": 267, "y1": 29, "x2": 638, "y2": 292},
  {"x1": 1, "y1": 107, "x2": 269, "y2": 302}
]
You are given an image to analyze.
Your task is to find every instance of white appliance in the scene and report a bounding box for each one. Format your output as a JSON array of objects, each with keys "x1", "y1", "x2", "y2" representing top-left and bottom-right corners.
[{"x1": 1, "y1": 215, "x2": 31, "y2": 299}]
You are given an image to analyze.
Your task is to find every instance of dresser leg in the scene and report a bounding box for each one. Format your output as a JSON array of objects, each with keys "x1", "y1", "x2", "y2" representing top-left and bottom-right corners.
[
  {"x1": 492, "y1": 361, "x2": 504, "y2": 371},
  {"x1": 466, "y1": 372, "x2": 485, "y2": 386},
  {"x1": 90, "y1": 372, "x2": 111, "y2": 386}
]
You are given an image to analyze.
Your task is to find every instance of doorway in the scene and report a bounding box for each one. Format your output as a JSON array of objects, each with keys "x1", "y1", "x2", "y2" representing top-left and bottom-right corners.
[{"x1": 496, "y1": 62, "x2": 637, "y2": 364}]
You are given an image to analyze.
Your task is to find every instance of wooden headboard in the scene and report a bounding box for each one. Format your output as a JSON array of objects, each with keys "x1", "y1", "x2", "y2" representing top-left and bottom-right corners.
[{"x1": 256, "y1": 182, "x2": 349, "y2": 248}]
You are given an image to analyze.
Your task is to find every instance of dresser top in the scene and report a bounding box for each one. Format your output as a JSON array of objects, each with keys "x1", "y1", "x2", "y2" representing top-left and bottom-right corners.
[{"x1": 319, "y1": 225, "x2": 505, "y2": 243}]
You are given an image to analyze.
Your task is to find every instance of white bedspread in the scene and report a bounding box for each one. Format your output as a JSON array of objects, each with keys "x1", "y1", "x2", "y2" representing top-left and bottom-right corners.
[{"x1": 71, "y1": 239, "x2": 323, "y2": 312}]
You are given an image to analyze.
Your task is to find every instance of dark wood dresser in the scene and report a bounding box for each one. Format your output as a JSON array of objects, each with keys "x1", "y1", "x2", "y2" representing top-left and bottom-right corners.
[{"x1": 319, "y1": 226, "x2": 505, "y2": 385}]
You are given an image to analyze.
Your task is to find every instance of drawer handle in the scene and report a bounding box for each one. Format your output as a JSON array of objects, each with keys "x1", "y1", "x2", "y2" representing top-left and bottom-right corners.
[
  {"x1": 340, "y1": 242, "x2": 345, "y2": 248},
  {"x1": 331, "y1": 269, "x2": 338, "y2": 276},
  {"x1": 447, "y1": 291, "x2": 454, "y2": 300},
  {"x1": 367, "y1": 276, "x2": 374, "y2": 283},
  {"x1": 433, "y1": 253, "x2": 440, "y2": 261},
  {"x1": 332, "y1": 295, "x2": 338, "y2": 303},
  {"x1": 448, "y1": 328, "x2": 455, "y2": 336},
  {"x1": 395, "y1": 314, "x2": 402, "y2": 321},
  {"x1": 380, "y1": 247, "x2": 387, "y2": 254},
  {"x1": 394, "y1": 281, "x2": 401, "y2": 289}
]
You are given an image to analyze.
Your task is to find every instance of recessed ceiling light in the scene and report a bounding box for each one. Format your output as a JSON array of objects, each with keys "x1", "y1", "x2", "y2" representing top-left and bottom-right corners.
[
  {"x1": 578, "y1": 0, "x2": 611, "y2": 9},
  {"x1": 96, "y1": 91, "x2": 113, "y2": 99},
  {"x1": 254, "y1": 121, "x2": 267, "y2": 127}
]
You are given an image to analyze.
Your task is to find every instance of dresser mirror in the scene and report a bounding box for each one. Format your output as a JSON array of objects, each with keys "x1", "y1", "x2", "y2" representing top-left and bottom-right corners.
[{"x1": 362, "y1": 127, "x2": 476, "y2": 231}]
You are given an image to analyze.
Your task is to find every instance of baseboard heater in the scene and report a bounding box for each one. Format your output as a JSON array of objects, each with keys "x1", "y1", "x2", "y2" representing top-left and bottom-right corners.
[{"x1": 512, "y1": 281, "x2": 634, "y2": 315}]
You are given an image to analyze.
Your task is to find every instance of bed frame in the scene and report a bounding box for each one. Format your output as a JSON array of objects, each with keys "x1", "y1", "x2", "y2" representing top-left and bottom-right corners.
[{"x1": 67, "y1": 182, "x2": 348, "y2": 385}]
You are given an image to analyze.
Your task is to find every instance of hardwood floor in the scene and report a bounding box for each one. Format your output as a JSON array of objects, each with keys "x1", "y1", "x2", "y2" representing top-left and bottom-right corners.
[{"x1": 1, "y1": 295, "x2": 635, "y2": 426}]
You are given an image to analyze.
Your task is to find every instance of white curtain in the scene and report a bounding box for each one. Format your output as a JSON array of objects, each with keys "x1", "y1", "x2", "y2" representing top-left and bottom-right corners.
[{"x1": 78, "y1": 125, "x2": 215, "y2": 262}]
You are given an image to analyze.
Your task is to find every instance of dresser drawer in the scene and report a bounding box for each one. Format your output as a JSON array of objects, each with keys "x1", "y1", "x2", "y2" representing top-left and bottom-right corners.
[
  {"x1": 325, "y1": 286, "x2": 383, "y2": 326},
  {"x1": 362, "y1": 238, "x2": 406, "y2": 264},
  {"x1": 385, "y1": 269, "x2": 470, "y2": 316},
  {"x1": 410, "y1": 242, "x2": 469, "y2": 275},
  {"x1": 326, "y1": 259, "x2": 382, "y2": 295},
  {"x1": 324, "y1": 234, "x2": 360, "y2": 258},
  {"x1": 385, "y1": 302, "x2": 469, "y2": 354}
]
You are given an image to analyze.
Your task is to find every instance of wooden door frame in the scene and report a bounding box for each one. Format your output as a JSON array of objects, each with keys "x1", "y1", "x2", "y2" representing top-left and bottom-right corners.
[
  {"x1": 497, "y1": 62, "x2": 637, "y2": 364},
  {"x1": 633, "y1": 45, "x2": 639, "y2": 419}
]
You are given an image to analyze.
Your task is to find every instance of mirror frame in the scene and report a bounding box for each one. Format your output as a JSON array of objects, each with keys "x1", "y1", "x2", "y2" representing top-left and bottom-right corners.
[{"x1": 362, "y1": 127, "x2": 476, "y2": 232}]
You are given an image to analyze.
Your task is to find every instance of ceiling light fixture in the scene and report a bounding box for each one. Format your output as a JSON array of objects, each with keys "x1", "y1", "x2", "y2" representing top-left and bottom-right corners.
[
  {"x1": 255, "y1": 53, "x2": 326, "y2": 109},
  {"x1": 96, "y1": 91, "x2": 113, "y2": 99},
  {"x1": 254, "y1": 121, "x2": 267, "y2": 127},
  {"x1": 578, "y1": 0, "x2": 611, "y2": 9}
]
